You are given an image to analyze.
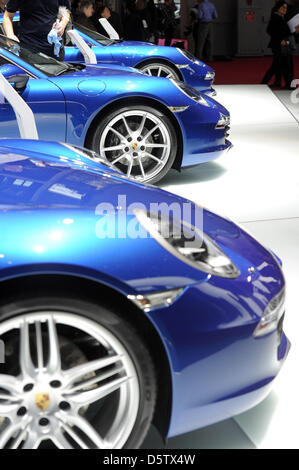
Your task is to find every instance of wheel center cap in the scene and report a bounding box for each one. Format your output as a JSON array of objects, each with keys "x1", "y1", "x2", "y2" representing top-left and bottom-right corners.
[
  {"x1": 35, "y1": 392, "x2": 50, "y2": 411},
  {"x1": 131, "y1": 142, "x2": 138, "y2": 151}
]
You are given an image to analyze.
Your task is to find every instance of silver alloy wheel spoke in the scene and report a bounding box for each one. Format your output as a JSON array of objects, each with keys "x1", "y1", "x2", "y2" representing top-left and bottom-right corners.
[
  {"x1": 0, "y1": 421, "x2": 30, "y2": 449},
  {"x1": 52, "y1": 428, "x2": 76, "y2": 449},
  {"x1": 22, "y1": 429, "x2": 41, "y2": 450},
  {"x1": 138, "y1": 113, "x2": 147, "y2": 134},
  {"x1": 63, "y1": 354, "x2": 124, "y2": 389},
  {"x1": 103, "y1": 144, "x2": 124, "y2": 152},
  {"x1": 66, "y1": 364, "x2": 124, "y2": 395},
  {"x1": 9, "y1": 428, "x2": 28, "y2": 449},
  {"x1": 58, "y1": 413, "x2": 106, "y2": 449},
  {"x1": 157, "y1": 67, "x2": 162, "y2": 77},
  {"x1": 108, "y1": 127, "x2": 126, "y2": 142},
  {"x1": 66, "y1": 375, "x2": 130, "y2": 408},
  {"x1": 145, "y1": 143, "x2": 168, "y2": 148},
  {"x1": 58, "y1": 422, "x2": 88, "y2": 449},
  {"x1": 143, "y1": 152, "x2": 164, "y2": 165},
  {"x1": 138, "y1": 159, "x2": 145, "y2": 179},
  {"x1": 0, "y1": 374, "x2": 21, "y2": 394},
  {"x1": 143, "y1": 124, "x2": 159, "y2": 141},
  {"x1": 122, "y1": 116, "x2": 131, "y2": 136},
  {"x1": 20, "y1": 320, "x2": 36, "y2": 379},
  {"x1": 35, "y1": 321, "x2": 44, "y2": 372},
  {"x1": 46, "y1": 316, "x2": 61, "y2": 375},
  {"x1": 126, "y1": 158, "x2": 133, "y2": 178},
  {"x1": 111, "y1": 154, "x2": 128, "y2": 165}
]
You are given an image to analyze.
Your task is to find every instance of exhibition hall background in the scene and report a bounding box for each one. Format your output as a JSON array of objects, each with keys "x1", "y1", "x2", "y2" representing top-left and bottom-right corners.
[{"x1": 110, "y1": 0, "x2": 299, "y2": 59}]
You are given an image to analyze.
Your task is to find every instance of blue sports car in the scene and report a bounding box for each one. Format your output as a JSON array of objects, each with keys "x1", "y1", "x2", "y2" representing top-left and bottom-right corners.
[
  {"x1": 0, "y1": 35, "x2": 230, "y2": 184},
  {"x1": 0, "y1": 13, "x2": 216, "y2": 96},
  {"x1": 0, "y1": 137, "x2": 289, "y2": 449}
]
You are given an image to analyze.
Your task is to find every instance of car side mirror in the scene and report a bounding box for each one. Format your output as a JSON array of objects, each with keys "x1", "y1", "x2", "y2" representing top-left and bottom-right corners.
[{"x1": 7, "y1": 74, "x2": 29, "y2": 94}]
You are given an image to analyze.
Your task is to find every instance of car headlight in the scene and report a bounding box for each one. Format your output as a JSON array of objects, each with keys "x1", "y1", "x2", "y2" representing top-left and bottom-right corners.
[
  {"x1": 176, "y1": 48, "x2": 199, "y2": 64},
  {"x1": 134, "y1": 210, "x2": 239, "y2": 279},
  {"x1": 170, "y1": 79, "x2": 210, "y2": 107},
  {"x1": 216, "y1": 113, "x2": 230, "y2": 129},
  {"x1": 253, "y1": 288, "x2": 285, "y2": 338},
  {"x1": 205, "y1": 71, "x2": 215, "y2": 81}
]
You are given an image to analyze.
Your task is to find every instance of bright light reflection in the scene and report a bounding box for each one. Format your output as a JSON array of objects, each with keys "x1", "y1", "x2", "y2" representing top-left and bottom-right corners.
[
  {"x1": 62, "y1": 218, "x2": 74, "y2": 225},
  {"x1": 34, "y1": 245, "x2": 45, "y2": 254},
  {"x1": 49, "y1": 231, "x2": 63, "y2": 241}
]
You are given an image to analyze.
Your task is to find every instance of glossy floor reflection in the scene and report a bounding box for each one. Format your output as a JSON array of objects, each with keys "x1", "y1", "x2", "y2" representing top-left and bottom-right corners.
[{"x1": 156, "y1": 85, "x2": 299, "y2": 449}]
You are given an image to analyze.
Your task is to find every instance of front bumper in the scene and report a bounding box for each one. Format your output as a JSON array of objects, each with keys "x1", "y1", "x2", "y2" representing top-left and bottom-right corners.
[
  {"x1": 146, "y1": 279, "x2": 290, "y2": 439},
  {"x1": 181, "y1": 139, "x2": 232, "y2": 168}
]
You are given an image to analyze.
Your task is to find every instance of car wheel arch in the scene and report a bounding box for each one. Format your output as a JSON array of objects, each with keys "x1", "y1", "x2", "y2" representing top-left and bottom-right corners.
[
  {"x1": 0, "y1": 272, "x2": 173, "y2": 441},
  {"x1": 84, "y1": 96, "x2": 184, "y2": 172}
]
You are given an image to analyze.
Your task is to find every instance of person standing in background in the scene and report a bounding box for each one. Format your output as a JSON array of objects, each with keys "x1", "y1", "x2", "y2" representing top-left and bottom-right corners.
[
  {"x1": 160, "y1": 0, "x2": 176, "y2": 46},
  {"x1": 146, "y1": 0, "x2": 158, "y2": 43},
  {"x1": 3, "y1": 0, "x2": 71, "y2": 58},
  {"x1": 262, "y1": 1, "x2": 295, "y2": 90},
  {"x1": 76, "y1": 0, "x2": 97, "y2": 31},
  {"x1": 197, "y1": 0, "x2": 217, "y2": 62}
]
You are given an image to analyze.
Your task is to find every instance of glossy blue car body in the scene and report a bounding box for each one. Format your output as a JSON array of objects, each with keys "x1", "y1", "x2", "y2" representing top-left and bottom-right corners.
[
  {"x1": 0, "y1": 139, "x2": 289, "y2": 439},
  {"x1": 0, "y1": 13, "x2": 216, "y2": 95},
  {"x1": 0, "y1": 34, "x2": 230, "y2": 182}
]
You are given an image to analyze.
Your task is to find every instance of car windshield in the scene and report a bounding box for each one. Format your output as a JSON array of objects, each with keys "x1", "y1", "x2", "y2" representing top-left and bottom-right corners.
[
  {"x1": 0, "y1": 34, "x2": 71, "y2": 76},
  {"x1": 73, "y1": 22, "x2": 119, "y2": 46}
]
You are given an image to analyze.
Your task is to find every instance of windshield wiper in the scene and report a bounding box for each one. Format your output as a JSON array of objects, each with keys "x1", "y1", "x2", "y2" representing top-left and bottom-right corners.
[{"x1": 54, "y1": 63, "x2": 84, "y2": 76}]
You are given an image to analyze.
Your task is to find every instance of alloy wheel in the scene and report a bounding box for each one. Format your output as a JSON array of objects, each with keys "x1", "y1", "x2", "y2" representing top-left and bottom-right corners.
[
  {"x1": 0, "y1": 312, "x2": 140, "y2": 449},
  {"x1": 99, "y1": 110, "x2": 172, "y2": 183}
]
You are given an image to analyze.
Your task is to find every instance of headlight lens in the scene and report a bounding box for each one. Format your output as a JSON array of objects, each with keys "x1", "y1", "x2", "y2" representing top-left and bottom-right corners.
[
  {"x1": 176, "y1": 48, "x2": 199, "y2": 64},
  {"x1": 170, "y1": 79, "x2": 210, "y2": 107},
  {"x1": 205, "y1": 71, "x2": 215, "y2": 81},
  {"x1": 253, "y1": 288, "x2": 285, "y2": 338},
  {"x1": 134, "y1": 210, "x2": 239, "y2": 278},
  {"x1": 216, "y1": 113, "x2": 230, "y2": 129}
]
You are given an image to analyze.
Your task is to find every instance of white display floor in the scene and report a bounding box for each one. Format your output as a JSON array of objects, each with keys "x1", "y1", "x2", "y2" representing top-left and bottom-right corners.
[{"x1": 146, "y1": 85, "x2": 299, "y2": 449}]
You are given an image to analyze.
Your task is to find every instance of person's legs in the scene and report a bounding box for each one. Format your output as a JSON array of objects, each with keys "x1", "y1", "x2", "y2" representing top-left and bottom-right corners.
[
  {"x1": 197, "y1": 23, "x2": 209, "y2": 60},
  {"x1": 282, "y1": 53, "x2": 294, "y2": 88},
  {"x1": 261, "y1": 49, "x2": 281, "y2": 85},
  {"x1": 164, "y1": 26, "x2": 174, "y2": 46},
  {"x1": 205, "y1": 23, "x2": 213, "y2": 61}
]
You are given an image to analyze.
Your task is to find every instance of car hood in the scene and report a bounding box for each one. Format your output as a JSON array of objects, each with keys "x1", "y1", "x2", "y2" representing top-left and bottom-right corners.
[{"x1": 0, "y1": 142, "x2": 284, "y2": 295}]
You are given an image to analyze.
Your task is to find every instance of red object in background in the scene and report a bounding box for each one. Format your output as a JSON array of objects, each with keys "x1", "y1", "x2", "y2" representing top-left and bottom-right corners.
[
  {"x1": 247, "y1": 0, "x2": 253, "y2": 5},
  {"x1": 245, "y1": 10, "x2": 255, "y2": 22},
  {"x1": 209, "y1": 56, "x2": 299, "y2": 85}
]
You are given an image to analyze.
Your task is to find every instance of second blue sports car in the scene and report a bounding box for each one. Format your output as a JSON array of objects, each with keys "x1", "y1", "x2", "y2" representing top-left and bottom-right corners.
[
  {"x1": 0, "y1": 35, "x2": 231, "y2": 184},
  {"x1": 0, "y1": 13, "x2": 216, "y2": 96}
]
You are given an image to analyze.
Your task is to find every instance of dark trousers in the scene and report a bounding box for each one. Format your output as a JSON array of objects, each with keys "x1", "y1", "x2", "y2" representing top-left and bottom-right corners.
[
  {"x1": 262, "y1": 48, "x2": 293, "y2": 87},
  {"x1": 164, "y1": 26, "x2": 174, "y2": 46},
  {"x1": 197, "y1": 22, "x2": 213, "y2": 61}
]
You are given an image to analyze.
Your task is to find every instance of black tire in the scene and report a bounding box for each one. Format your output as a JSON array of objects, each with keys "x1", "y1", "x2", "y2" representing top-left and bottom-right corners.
[
  {"x1": 0, "y1": 294, "x2": 157, "y2": 449},
  {"x1": 88, "y1": 105, "x2": 177, "y2": 184}
]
